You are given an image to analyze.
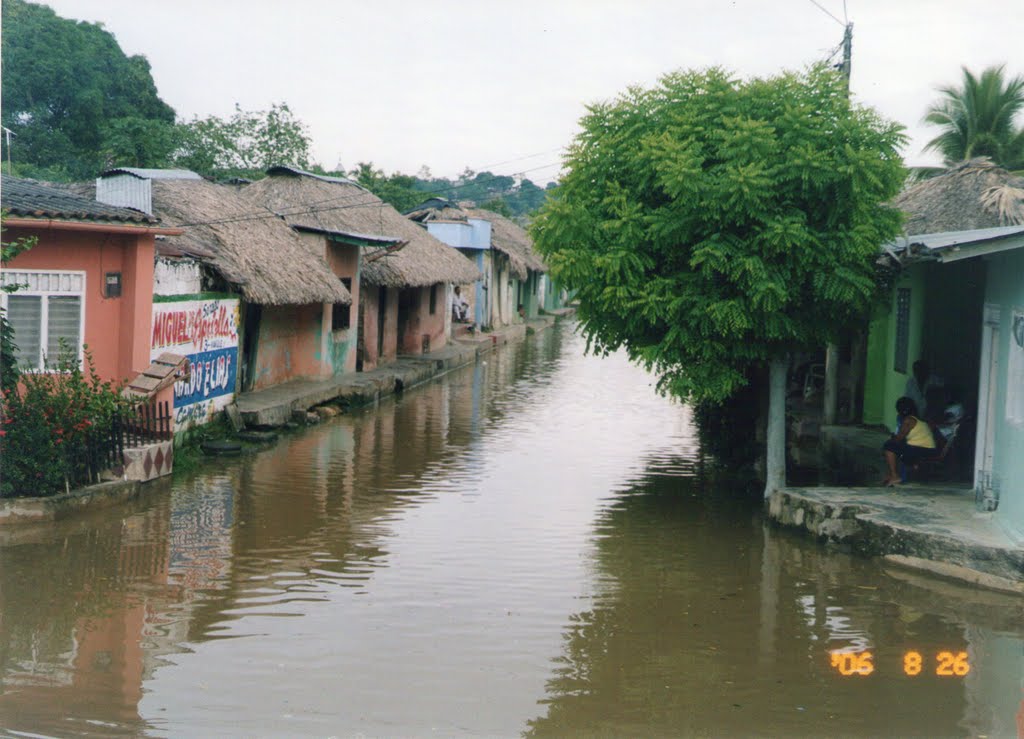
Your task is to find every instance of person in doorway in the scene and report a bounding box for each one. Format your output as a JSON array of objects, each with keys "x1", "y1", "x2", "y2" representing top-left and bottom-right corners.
[
  {"x1": 881, "y1": 396, "x2": 936, "y2": 486},
  {"x1": 936, "y1": 385, "x2": 965, "y2": 443},
  {"x1": 904, "y1": 360, "x2": 942, "y2": 419},
  {"x1": 452, "y1": 286, "x2": 470, "y2": 323},
  {"x1": 517, "y1": 303, "x2": 526, "y2": 320}
]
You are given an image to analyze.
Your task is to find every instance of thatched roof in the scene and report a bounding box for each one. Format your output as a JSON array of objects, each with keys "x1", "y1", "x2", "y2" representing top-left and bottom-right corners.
[
  {"x1": 154, "y1": 179, "x2": 350, "y2": 305},
  {"x1": 406, "y1": 198, "x2": 468, "y2": 224},
  {"x1": 241, "y1": 167, "x2": 481, "y2": 288},
  {"x1": 896, "y1": 158, "x2": 1024, "y2": 235},
  {"x1": 71, "y1": 176, "x2": 349, "y2": 306},
  {"x1": 462, "y1": 208, "x2": 547, "y2": 279},
  {"x1": 69, "y1": 175, "x2": 349, "y2": 304}
]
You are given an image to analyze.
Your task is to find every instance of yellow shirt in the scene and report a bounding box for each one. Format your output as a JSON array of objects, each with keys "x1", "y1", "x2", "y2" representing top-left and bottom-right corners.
[{"x1": 905, "y1": 416, "x2": 936, "y2": 449}]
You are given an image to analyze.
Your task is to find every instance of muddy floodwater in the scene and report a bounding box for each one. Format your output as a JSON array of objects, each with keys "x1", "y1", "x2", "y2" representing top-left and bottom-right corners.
[{"x1": 1, "y1": 322, "x2": 1022, "y2": 738}]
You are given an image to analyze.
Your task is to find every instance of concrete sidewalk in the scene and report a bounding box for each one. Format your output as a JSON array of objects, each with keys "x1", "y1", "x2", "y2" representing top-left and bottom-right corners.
[
  {"x1": 236, "y1": 323, "x2": 530, "y2": 427},
  {"x1": 769, "y1": 484, "x2": 1024, "y2": 594}
]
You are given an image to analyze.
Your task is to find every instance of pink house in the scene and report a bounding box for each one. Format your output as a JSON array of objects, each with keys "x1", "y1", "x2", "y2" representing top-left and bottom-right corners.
[{"x1": 1, "y1": 175, "x2": 180, "y2": 384}]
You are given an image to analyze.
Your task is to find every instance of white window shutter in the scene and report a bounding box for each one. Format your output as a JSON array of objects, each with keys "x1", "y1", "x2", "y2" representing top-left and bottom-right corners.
[{"x1": 7, "y1": 295, "x2": 43, "y2": 370}]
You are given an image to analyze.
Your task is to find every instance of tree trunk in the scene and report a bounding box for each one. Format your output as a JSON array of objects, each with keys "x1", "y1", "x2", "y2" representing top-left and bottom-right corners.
[
  {"x1": 764, "y1": 356, "x2": 788, "y2": 500},
  {"x1": 823, "y1": 343, "x2": 839, "y2": 425}
]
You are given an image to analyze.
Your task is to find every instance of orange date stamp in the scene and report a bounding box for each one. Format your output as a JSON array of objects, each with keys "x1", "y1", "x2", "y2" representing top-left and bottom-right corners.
[{"x1": 829, "y1": 650, "x2": 970, "y2": 677}]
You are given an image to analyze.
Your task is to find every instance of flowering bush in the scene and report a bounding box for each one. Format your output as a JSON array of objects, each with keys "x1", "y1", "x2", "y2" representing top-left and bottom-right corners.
[{"x1": 0, "y1": 343, "x2": 132, "y2": 498}]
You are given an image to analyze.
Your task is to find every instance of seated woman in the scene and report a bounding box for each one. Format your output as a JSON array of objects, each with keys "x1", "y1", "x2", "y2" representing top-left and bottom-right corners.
[{"x1": 882, "y1": 396, "x2": 936, "y2": 486}]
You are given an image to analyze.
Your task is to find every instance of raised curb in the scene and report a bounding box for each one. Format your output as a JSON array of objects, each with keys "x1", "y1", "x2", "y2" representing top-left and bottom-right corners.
[
  {"x1": 768, "y1": 488, "x2": 1024, "y2": 594},
  {"x1": 236, "y1": 324, "x2": 532, "y2": 428},
  {"x1": 0, "y1": 479, "x2": 140, "y2": 526}
]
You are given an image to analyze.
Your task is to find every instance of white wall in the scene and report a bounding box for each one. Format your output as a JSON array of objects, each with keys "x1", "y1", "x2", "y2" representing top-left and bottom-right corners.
[{"x1": 154, "y1": 257, "x2": 203, "y2": 295}]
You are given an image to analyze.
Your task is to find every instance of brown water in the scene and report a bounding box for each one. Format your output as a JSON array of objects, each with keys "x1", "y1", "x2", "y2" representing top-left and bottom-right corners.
[{"x1": 1, "y1": 322, "x2": 1022, "y2": 738}]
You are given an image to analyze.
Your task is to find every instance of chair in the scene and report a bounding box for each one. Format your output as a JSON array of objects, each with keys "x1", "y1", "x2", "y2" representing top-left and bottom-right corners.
[{"x1": 901, "y1": 419, "x2": 965, "y2": 482}]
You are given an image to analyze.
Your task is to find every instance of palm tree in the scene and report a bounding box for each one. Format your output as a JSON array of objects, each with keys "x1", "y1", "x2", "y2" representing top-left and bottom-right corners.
[{"x1": 923, "y1": 65, "x2": 1024, "y2": 172}]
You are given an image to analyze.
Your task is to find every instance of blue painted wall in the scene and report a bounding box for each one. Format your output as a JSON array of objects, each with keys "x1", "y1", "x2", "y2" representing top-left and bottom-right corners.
[{"x1": 985, "y1": 249, "x2": 1024, "y2": 539}]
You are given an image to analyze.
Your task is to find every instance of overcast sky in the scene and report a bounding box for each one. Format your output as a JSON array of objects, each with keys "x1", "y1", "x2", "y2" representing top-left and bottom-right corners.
[{"x1": 38, "y1": 0, "x2": 1024, "y2": 183}]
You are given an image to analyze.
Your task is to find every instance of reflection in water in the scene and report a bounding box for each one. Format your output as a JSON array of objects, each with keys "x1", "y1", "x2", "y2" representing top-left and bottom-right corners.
[
  {"x1": 0, "y1": 322, "x2": 1021, "y2": 737},
  {"x1": 526, "y1": 470, "x2": 1024, "y2": 738},
  {"x1": 0, "y1": 482, "x2": 173, "y2": 735}
]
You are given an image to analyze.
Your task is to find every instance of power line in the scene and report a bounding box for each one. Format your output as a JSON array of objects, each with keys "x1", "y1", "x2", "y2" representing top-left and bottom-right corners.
[
  {"x1": 472, "y1": 148, "x2": 564, "y2": 172},
  {"x1": 808, "y1": 0, "x2": 845, "y2": 27},
  {"x1": 176, "y1": 160, "x2": 563, "y2": 228}
]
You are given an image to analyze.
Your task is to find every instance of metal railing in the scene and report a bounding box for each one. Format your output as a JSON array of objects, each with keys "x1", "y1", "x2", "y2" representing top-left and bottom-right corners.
[{"x1": 74, "y1": 400, "x2": 172, "y2": 485}]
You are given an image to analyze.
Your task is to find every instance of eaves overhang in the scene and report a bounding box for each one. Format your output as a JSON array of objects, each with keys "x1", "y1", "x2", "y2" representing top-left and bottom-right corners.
[{"x1": 885, "y1": 225, "x2": 1024, "y2": 265}]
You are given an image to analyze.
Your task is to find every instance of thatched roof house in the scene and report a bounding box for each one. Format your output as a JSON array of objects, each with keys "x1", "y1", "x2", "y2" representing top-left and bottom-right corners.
[
  {"x1": 463, "y1": 207, "x2": 546, "y2": 279},
  {"x1": 74, "y1": 174, "x2": 351, "y2": 306},
  {"x1": 152, "y1": 179, "x2": 350, "y2": 305},
  {"x1": 896, "y1": 158, "x2": 1024, "y2": 235},
  {"x1": 405, "y1": 199, "x2": 546, "y2": 279},
  {"x1": 241, "y1": 167, "x2": 481, "y2": 288}
]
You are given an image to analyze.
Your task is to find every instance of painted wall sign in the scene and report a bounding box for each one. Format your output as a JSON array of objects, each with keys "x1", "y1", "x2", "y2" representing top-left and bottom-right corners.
[{"x1": 151, "y1": 298, "x2": 240, "y2": 430}]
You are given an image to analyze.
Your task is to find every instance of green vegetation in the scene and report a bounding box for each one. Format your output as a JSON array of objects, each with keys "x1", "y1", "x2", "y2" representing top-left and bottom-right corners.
[
  {"x1": 345, "y1": 162, "x2": 554, "y2": 218},
  {"x1": 1, "y1": 218, "x2": 36, "y2": 394},
  {"x1": 531, "y1": 65, "x2": 906, "y2": 494},
  {"x1": 174, "y1": 102, "x2": 313, "y2": 180},
  {"x1": 1, "y1": 0, "x2": 553, "y2": 217},
  {"x1": 923, "y1": 64, "x2": 1024, "y2": 173},
  {"x1": 170, "y1": 414, "x2": 236, "y2": 477},
  {"x1": 1, "y1": 0, "x2": 314, "y2": 182},
  {"x1": 344, "y1": 162, "x2": 427, "y2": 213},
  {"x1": 1, "y1": 0, "x2": 176, "y2": 179},
  {"x1": 1, "y1": 345, "x2": 133, "y2": 497}
]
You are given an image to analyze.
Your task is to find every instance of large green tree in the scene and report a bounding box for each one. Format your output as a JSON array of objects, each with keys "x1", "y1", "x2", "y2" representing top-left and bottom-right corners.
[
  {"x1": 531, "y1": 65, "x2": 905, "y2": 497},
  {"x1": 1, "y1": 0, "x2": 176, "y2": 180},
  {"x1": 347, "y1": 162, "x2": 427, "y2": 212},
  {"x1": 173, "y1": 102, "x2": 313, "y2": 180},
  {"x1": 923, "y1": 65, "x2": 1024, "y2": 172}
]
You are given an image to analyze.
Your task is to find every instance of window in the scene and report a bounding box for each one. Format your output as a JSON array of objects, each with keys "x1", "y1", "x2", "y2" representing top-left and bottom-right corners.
[
  {"x1": 429, "y1": 284, "x2": 438, "y2": 315},
  {"x1": 894, "y1": 287, "x2": 911, "y2": 373},
  {"x1": 0, "y1": 270, "x2": 84, "y2": 370},
  {"x1": 332, "y1": 277, "x2": 352, "y2": 331}
]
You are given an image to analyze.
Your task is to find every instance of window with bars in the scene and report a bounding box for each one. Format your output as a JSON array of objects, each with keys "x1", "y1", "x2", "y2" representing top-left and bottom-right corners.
[
  {"x1": 894, "y1": 287, "x2": 911, "y2": 374},
  {"x1": 332, "y1": 277, "x2": 353, "y2": 331},
  {"x1": 1, "y1": 270, "x2": 85, "y2": 370}
]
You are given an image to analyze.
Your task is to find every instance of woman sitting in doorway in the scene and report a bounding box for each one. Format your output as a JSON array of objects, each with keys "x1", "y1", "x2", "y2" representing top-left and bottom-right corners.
[{"x1": 881, "y1": 396, "x2": 936, "y2": 487}]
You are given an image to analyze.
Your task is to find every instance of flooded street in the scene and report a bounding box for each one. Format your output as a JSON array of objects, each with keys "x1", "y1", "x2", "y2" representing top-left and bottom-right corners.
[{"x1": 1, "y1": 322, "x2": 1022, "y2": 738}]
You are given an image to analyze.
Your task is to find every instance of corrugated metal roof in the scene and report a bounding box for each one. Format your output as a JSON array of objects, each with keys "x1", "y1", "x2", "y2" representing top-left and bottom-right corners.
[
  {"x1": 1, "y1": 175, "x2": 159, "y2": 224},
  {"x1": 99, "y1": 167, "x2": 203, "y2": 180},
  {"x1": 887, "y1": 225, "x2": 1024, "y2": 263},
  {"x1": 265, "y1": 165, "x2": 359, "y2": 187},
  {"x1": 292, "y1": 224, "x2": 403, "y2": 245}
]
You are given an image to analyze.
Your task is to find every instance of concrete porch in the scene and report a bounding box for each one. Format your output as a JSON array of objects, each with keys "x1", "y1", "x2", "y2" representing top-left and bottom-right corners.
[{"x1": 769, "y1": 483, "x2": 1023, "y2": 594}]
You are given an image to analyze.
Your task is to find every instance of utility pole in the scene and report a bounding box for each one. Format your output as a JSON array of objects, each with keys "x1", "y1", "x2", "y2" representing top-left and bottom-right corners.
[
  {"x1": 2, "y1": 127, "x2": 13, "y2": 175},
  {"x1": 840, "y1": 22, "x2": 853, "y2": 91},
  {"x1": 823, "y1": 21, "x2": 853, "y2": 427}
]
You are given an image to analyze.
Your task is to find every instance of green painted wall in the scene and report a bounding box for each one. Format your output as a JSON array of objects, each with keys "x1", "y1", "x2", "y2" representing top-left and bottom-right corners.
[
  {"x1": 543, "y1": 275, "x2": 560, "y2": 311},
  {"x1": 985, "y1": 249, "x2": 1024, "y2": 538},
  {"x1": 862, "y1": 309, "x2": 891, "y2": 425},
  {"x1": 862, "y1": 269, "x2": 926, "y2": 426},
  {"x1": 523, "y1": 272, "x2": 542, "y2": 319}
]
